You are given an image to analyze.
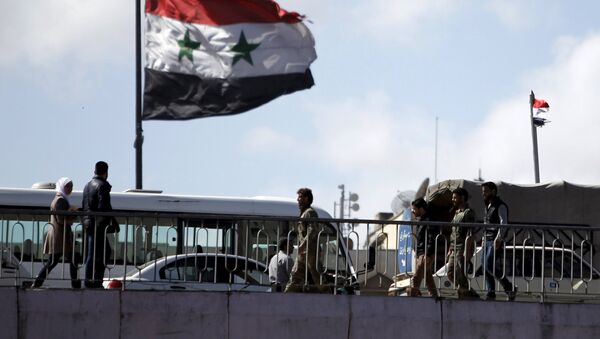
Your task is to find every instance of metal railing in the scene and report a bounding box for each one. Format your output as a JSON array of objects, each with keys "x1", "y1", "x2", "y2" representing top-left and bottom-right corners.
[
  {"x1": 0, "y1": 209, "x2": 356, "y2": 294},
  {"x1": 2, "y1": 207, "x2": 600, "y2": 302},
  {"x1": 378, "y1": 220, "x2": 600, "y2": 303}
]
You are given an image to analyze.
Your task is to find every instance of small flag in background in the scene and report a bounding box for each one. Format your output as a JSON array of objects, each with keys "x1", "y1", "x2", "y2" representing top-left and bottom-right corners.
[
  {"x1": 532, "y1": 98, "x2": 550, "y2": 127},
  {"x1": 143, "y1": 0, "x2": 317, "y2": 121}
]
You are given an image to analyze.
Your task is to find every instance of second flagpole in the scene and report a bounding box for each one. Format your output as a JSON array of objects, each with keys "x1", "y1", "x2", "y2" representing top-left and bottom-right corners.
[{"x1": 529, "y1": 90, "x2": 540, "y2": 184}]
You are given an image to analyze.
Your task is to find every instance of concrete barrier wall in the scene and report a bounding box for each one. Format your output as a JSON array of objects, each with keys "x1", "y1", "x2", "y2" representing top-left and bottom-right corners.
[{"x1": 2, "y1": 288, "x2": 600, "y2": 339}]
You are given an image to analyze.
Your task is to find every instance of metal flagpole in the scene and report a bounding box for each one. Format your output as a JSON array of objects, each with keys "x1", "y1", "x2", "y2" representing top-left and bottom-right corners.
[
  {"x1": 529, "y1": 91, "x2": 540, "y2": 183},
  {"x1": 434, "y1": 116, "x2": 438, "y2": 184},
  {"x1": 134, "y1": 0, "x2": 144, "y2": 189}
]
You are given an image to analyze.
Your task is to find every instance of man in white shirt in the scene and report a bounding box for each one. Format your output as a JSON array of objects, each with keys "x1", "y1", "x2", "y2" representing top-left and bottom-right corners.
[{"x1": 269, "y1": 238, "x2": 294, "y2": 292}]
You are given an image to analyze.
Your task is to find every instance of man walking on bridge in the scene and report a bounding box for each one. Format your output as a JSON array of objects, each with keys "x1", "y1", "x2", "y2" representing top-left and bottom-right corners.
[
  {"x1": 447, "y1": 188, "x2": 479, "y2": 299},
  {"x1": 285, "y1": 188, "x2": 326, "y2": 293},
  {"x1": 481, "y1": 182, "x2": 517, "y2": 301}
]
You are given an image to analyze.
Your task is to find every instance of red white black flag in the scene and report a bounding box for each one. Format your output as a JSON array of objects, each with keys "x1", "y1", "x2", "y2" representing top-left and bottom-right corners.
[
  {"x1": 143, "y1": 0, "x2": 317, "y2": 120},
  {"x1": 532, "y1": 98, "x2": 550, "y2": 127}
]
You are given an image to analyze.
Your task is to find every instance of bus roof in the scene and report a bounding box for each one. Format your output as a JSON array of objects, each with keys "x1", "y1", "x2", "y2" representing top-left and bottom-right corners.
[{"x1": 0, "y1": 187, "x2": 332, "y2": 218}]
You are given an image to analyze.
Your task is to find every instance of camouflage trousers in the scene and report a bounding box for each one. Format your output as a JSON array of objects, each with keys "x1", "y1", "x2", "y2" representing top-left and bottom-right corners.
[
  {"x1": 446, "y1": 251, "x2": 478, "y2": 298},
  {"x1": 285, "y1": 253, "x2": 327, "y2": 293}
]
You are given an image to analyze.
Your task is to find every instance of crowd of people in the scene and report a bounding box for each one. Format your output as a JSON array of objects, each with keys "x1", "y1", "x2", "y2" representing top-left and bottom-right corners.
[
  {"x1": 407, "y1": 182, "x2": 518, "y2": 301},
  {"x1": 30, "y1": 163, "x2": 517, "y2": 298}
]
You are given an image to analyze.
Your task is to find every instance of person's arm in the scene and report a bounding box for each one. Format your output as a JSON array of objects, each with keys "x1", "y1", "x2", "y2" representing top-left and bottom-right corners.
[
  {"x1": 54, "y1": 198, "x2": 69, "y2": 226},
  {"x1": 298, "y1": 209, "x2": 319, "y2": 254},
  {"x1": 97, "y1": 183, "x2": 113, "y2": 227},
  {"x1": 268, "y1": 256, "x2": 277, "y2": 283},
  {"x1": 286, "y1": 257, "x2": 295, "y2": 275},
  {"x1": 97, "y1": 184, "x2": 112, "y2": 211},
  {"x1": 495, "y1": 204, "x2": 509, "y2": 248}
]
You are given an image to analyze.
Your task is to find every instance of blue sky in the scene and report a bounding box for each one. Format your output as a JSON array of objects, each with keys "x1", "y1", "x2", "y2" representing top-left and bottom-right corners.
[{"x1": 1, "y1": 0, "x2": 600, "y2": 219}]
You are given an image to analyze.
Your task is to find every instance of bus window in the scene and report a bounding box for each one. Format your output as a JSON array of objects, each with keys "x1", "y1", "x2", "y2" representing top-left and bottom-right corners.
[
  {"x1": 1, "y1": 216, "x2": 54, "y2": 263},
  {"x1": 111, "y1": 217, "x2": 178, "y2": 265},
  {"x1": 182, "y1": 219, "x2": 236, "y2": 255}
]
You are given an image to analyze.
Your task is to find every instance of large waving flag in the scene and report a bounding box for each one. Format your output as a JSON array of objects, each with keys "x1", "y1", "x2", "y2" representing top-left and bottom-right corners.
[{"x1": 143, "y1": 0, "x2": 317, "y2": 120}]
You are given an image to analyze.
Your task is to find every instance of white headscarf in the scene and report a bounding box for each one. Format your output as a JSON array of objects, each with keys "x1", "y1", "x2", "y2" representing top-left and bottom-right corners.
[{"x1": 56, "y1": 177, "x2": 73, "y2": 204}]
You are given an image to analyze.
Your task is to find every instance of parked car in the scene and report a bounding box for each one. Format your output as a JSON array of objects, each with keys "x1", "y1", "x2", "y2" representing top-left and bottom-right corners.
[
  {"x1": 103, "y1": 253, "x2": 271, "y2": 292},
  {"x1": 389, "y1": 245, "x2": 600, "y2": 301}
]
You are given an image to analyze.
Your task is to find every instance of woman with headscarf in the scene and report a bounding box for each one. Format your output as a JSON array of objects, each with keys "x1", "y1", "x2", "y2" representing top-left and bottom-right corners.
[{"x1": 33, "y1": 177, "x2": 81, "y2": 288}]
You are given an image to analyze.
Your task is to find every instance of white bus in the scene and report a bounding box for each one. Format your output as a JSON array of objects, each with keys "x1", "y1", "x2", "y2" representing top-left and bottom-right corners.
[{"x1": 0, "y1": 185, "x2": 358, "y2": 292}]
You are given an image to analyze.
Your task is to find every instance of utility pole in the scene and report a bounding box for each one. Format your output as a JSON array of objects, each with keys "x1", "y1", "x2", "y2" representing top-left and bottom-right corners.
[{"x1": 337, "y1": 184, "x2": 345, "y2": 221}]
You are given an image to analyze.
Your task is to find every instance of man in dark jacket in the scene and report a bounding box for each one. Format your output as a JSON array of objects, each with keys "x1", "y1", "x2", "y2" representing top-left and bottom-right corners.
[
  {"x1": 408, "y1": 198, "x2": 439, "y2": 297},
  {"x1": 481, "y1": 181, "x2": 517, "y2": 301},
  {"x1": 82, "y1": 161, "x2": 114, "y2": 288}
]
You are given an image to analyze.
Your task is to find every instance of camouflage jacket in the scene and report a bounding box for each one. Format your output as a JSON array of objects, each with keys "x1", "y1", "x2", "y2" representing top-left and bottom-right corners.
[{"x1": 450, "y1": 205, "x2": 476, "y2": 253}]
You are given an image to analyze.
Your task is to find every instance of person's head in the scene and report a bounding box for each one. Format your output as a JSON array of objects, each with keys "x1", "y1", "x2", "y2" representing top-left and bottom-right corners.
[
  {"x1": 296, "y1": 188, "x2": 313, "y2": 211},
  {"x1": 481, "y1": 181, "x2": 498, "y2": 204},
  {"x1": 56, "y1": 177, "x2": 73, "y2": 196},
  {"x1": 278, "y1": 238, "x2": 290, "y2": 253},
  {"x1": 195, "y1": 245, "x2": 203, "y2": 254},
  {"x1": 411, "y1": 198, "x2": 428, "y2": 219},
  {"x1": 94, "y1": 161, "x2": 109, "y2": 179},
  {"x1": 452, "y1": 187, "x2": 469, "y2": 209}
]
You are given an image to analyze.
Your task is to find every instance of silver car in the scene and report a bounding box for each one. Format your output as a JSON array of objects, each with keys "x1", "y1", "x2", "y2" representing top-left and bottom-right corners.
[{"x1": 103, "y1": 253, "x2": 271, "y2": 292}]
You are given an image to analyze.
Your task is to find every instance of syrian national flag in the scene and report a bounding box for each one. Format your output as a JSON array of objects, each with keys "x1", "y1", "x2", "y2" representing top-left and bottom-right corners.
[
  {"x1": 532, "y1": 98, "x2": 550, "y2": 127},
  {"x1": 143, "y1": 0, "x2": 317, "y2": 120}
]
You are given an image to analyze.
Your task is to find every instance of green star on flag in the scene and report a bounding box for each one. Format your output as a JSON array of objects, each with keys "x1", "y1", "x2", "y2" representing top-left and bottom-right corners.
[
  {"x1": 231, "y1": 31, "x2": 261, "y2": 66},
  {"x1": 177, "y1": 29, "x2": 201, "y2": 62}
]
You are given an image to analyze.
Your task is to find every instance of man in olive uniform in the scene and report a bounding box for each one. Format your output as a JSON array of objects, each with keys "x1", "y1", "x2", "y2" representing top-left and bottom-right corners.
[
  {"x1": 446, "y1": 188, "x2": 480, "y2": 299},
  {"x1": 285, "y1": 188, "x2": 326, "y2": 293}
]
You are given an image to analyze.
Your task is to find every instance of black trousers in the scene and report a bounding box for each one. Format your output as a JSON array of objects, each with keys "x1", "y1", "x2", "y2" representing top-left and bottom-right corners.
[
  {"x1": 34, "y1": 253, "x2": 79, "y2": 288},
  {"x1": 84, "y1": 230, "x2": 111, "y2": 288}
]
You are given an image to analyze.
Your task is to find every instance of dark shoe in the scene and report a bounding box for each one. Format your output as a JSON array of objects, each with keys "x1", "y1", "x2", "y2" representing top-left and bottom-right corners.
[
  {"x1": 506, "y1": 286, "x2": 518, "y2": 301},
  {"x1": 84, "y1": 281, "x2": 99, "y2": 289},
  {"x1": 32, "y1": 279, "x2": 43, "y2": 289},
  {"x1": 21, "y1": 281, "x2": 33, "y2": 289},
  {"x1": 485, "y1": 292, "x2": 496, "y2": 301},
  {"x1": 72, "y1": 279, "x2": 82, "y2": 289},
  {"x1": 475, "y1": 265, "x2": 484, "y2": 277},
  {"x1": 458, "y1": 288, "x2": 480, "y2": 299}
]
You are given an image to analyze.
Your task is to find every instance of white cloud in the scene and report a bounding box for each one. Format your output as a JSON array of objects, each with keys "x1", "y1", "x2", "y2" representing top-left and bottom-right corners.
[
  {"x1": 484, "y1": 0, "x2": 529, "y2": 30},
  {"x1": 351, "y1": 0, "x2": 462, "y2": 43},
  {"x1": 240, "y1": 126, "x2": 298, "y2": 153},
  {"x1": 240, "y1": 32, "x2": 600, "y2": 218},
  {"x1": 0, "y1": 0, "x2": 133, "y2": 66}
]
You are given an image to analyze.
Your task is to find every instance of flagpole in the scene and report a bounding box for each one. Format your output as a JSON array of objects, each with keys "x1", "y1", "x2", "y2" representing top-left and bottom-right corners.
[
  {"x1": 434, "y1": 116, "x2": 438, "y2": 184},
  {"x1": 134, "y1": 0, "x2": 144, "y2": 189},
  {"x1": 529, "y1": 91, "x2": 540, "y2": 183}
]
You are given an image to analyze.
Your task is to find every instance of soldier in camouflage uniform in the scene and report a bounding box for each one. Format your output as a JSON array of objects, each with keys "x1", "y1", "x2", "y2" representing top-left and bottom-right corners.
[
  {"x1": 285, "y1": 188, "x2": 326, "y2": 293},
  {"x1": 446, "y1": 188, "x2": 480, "y2": 299}
]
